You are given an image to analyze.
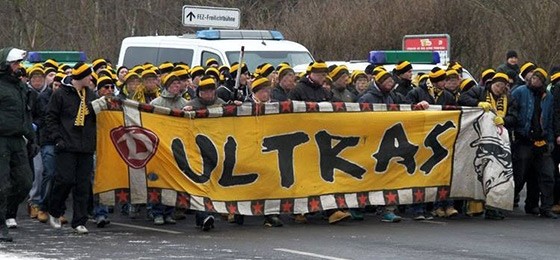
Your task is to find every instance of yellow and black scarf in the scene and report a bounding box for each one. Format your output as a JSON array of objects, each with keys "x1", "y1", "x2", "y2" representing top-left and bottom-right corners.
[
  {"x1": 486, "y1": 91, "x2": 508, "y2": 117},
  {"x1": 74, "y1": 88, "x2": 90, "y2": 126}
]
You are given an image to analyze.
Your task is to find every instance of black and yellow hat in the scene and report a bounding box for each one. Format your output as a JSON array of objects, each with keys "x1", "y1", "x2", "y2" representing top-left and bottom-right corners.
[
  {"x1": 429, "y1": 67, "x2": 446, "y2": 83},
  {"x1": 446, "y1": 69, "x2": 460, "y2": 78},
  {"x1": 448, "y1": 61, "x2": 463, "y2": 74},
  {"x1": 278, "y1": 65, "x2": 294, "y2": 80},
  {"x1": 259, "y1": 63, "x2": 275, "y2": 78},
  {"x1": 96, "y1": 76, "x2": 114, "y2": 89},
  {"x1": 491, "y1": 72, "x2": 509, "y2": 84},
  {"x1": 251, "y1": 76, "x2": 271, "y2": 93},
  {"x1": 198, "y1": 75, "x2": 217, "y2": 90},
  {"x1": 351, "y1": 71, "x2": 367, "y2": 83},
  {"x1": 124, "y1": 72, "x2": 140, "y2": 83},
  {"x1": 97, "y1": 68, "x2": 112, "y2": 78},
  {"x1": 172, "y1": 67, "x2": 190, "y2": 80},
  {"x1": 92, "y1": 58, "x2": 107, "y2": 72},
  {"x1": 481, "y1": 68, "x2": 496, "y2": 83},
  {"x1": 28, "y1": 66, "x2": 44, "y2": 77},
  {"x1": 205, "y1": 58, "x2": 219, "y2": 67},
  {"x1": 520, "y1": 62, "x2": 536, "y2": 79},
  {"x1": 310, "y1": 60, "x2": 328, "y2": 73},
  {"x1": 54, "y1": 72, "x2": 65, "y2": 83},
  {"x1": 161, "y1": 72, "x2": 179, "y2": 88},
  {"x1": 72, "y1": 62, "x2": 92, "y2": 80},
  {"x1": 395, "y1": 61, "x2": 412, "y2": 75},
  {"x1": 205, "y1": 67, "x2": 220, "y2": 80},
  {"x1": 158, "y1": 62, "x2": 174, "y2": 74},
  {"x1": 190, "y1": 66, "x2": 205, "y2": 78},
  {"x1": 551, "y1": 72, "x2": 560, "y2": 85},
  {"x1": 130, "y1": 65, "x2": 144, "y2": 75},
  {"x1": 460, "y1": 78, "x2": 476, "y2": 92},
  {"x1": 229, "y1": 62, "x2": 249, "y2": 78},
  {"x1": 141, "y1": 69, "x2": 157, "y2": 79},
  {"x1": 44, "y1": 66, "x2": 57, "y2": 75},
  {"x1": 44, "y1": 59, "x2": 59, "y2": 69},
  {"x1": 374, "y1": 70, "x2": 392, "y2": 85},
  {"x1": 324, "y1": 75, "x2": 333, "y2": 84},
  {"x1": 533, "y1": 68, "x2": 548, "y2": 83},
  {"x1": 59, "y1": 64, "x2": 71, "y2": 72},
  {"x1": 328, "y1": 65, "x2": 349, "y2": 82},
  {"x1": 176, "y1": 64, "x2": 190, "y2": 72}
]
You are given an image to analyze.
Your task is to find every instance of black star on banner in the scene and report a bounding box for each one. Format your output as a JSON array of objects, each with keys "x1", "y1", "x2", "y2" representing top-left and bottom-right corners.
[
  {"x1": 383, "y1": 190, "x2": 399, "y2": 205},
  {"x1": 115, "y1": 189, "x2": 129, "y2": 204},
  {"x1": 148, "y1": 189, "x2": 161, "y2": 204},
  {"x1": 251, "y1": 200, "x2": 265, "y2": 215},
  {"x1": 226, "y1": 202, "x2": 239, "y2": 214},
  {"x1": 280, "y1": 101, "x2": 292, "y2": 113},
  {"x1": 308, "y1": 196, "x2": 322, "y2": 212},
  {"x1": 357, "y1": 192, "x2": 370, "y2": 208},
  {"x1": 332, "y1": 102, "x2": 346, "y2": 112},
  {"x1": 176, "y1": 192, "x2": 190, "y2": 208},
  {"x1": 280, "y1": 199, "x2": 294, "y2": 214},
  {"x1": 203, "y1": 198, "x2": 216, "y2": 212}
]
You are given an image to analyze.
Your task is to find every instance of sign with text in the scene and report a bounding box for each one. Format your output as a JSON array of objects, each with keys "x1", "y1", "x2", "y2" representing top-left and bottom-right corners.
[
  {"x1": 403, "y1": 34, "x2": 451, "y2": 64},
  {"x1": 92, "y1": 98, "x2": 513, "y2": 214},
  {"x1": 182, "y1": 5, "x2": 240, "y2": 29}
]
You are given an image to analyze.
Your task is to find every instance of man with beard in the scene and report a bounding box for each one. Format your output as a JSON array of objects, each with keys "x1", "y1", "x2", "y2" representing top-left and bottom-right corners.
[{"x1": 511, "y1": 68, "x2": 557, "y2": 219}]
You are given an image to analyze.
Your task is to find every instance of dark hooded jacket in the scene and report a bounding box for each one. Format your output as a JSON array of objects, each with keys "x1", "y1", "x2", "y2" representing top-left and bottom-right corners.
[
  {"x1": 357, "y1": 82, "x2": 409, "y2": 104},
  {"x1": 288, "y1": 76, "x2": 332, "y2": 102},
  {"x1": 45, "y1": 76, "x2": 96, "y2": 153},
  {"x1": 0, "y1": 47, "x2": 35, "y2": 141}
]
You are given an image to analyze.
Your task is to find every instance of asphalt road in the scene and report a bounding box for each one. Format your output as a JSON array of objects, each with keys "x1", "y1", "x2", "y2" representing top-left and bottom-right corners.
[{"x1": 1, "y1": 203, "x2": 558, "y2": 260}]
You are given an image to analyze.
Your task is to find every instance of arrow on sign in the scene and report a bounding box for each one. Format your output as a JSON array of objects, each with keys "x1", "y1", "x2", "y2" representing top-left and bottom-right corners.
[{"x1": 186, "y1": 11, "x2": 195, "y2": 21}]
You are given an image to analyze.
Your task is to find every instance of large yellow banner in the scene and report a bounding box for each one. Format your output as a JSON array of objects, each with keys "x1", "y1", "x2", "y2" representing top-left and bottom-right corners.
[{"x1": 93, "y1": 99, "x2": 471, "y2": 214}]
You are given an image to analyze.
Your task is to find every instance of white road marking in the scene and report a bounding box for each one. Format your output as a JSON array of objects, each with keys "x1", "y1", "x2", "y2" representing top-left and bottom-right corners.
[
  {"x1": 274, "y1": 248, "x2": 349, "y2": 260},
  {"x1": 94, "y1": 221, "x2": 183, "y2": 234}
]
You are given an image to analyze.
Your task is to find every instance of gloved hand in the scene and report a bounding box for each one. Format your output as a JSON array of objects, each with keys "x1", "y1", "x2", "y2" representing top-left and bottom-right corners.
[
  {"x1": 55, "y1": 140, "x2": 66, "y2": 153},
  {"x1": 478, "y1": 102, "x2": 492, "y2": 112},
  {"x1": 494, "y1": 116, "x2": 504, "y2": 126},
  {"x1": 27, "y1": 142, "x2": 40, "y2": 158}
]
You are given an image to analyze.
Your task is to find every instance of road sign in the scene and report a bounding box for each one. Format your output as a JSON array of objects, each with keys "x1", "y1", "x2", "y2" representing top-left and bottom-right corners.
[
  {"x1": 182, "y1": 5, "x2": 241, "y2": 29},
  {"x1": 403, "y1": 34, "x2": 451, "y2": 64}
]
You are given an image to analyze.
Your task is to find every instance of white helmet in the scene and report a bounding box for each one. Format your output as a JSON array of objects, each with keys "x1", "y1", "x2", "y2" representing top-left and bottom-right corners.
[{"x1": 6, "y1": 48, "x2": 27, "y2": 63}]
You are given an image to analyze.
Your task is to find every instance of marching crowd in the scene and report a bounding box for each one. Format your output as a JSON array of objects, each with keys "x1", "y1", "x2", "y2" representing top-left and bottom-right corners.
[{"x1": 1, "y1": 46, "x2": 560, "y2": 242}]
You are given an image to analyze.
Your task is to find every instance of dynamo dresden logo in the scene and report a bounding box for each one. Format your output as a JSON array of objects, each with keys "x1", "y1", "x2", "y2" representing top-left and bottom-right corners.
[{"x1": 110, "y1": 126, "x2": 159, "y2": 169}]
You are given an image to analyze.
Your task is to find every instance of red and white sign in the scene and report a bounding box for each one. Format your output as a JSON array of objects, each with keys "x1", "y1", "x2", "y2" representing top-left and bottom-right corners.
[
  {"x1": 110, "y1": 126, "x2": 159, "y2": 169},
  {"x1": 403, "y1": 34, "x2": 450, "y2": 64}
]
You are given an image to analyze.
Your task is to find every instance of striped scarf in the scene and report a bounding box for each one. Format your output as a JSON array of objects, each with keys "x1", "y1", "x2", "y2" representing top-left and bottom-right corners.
[
  {"x1": 74, "y1": 88, "x2": 90, "y2": 126},
  {"x1": 486, "y1": 91, "x2": 508, "y2": 117}
]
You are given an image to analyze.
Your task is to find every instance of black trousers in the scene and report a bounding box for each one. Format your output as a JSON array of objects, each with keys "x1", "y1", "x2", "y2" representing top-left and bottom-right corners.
[
  {"x1": 48, "y1": 152, "x2": 93, "y2": 228},
  {"x1": 552, "y1": 146, "x2": 560, "y2": 205},
  {"x1": 0, "y1": 137, "x2": 33, "y2": 223},
  {"x1": 513, "y1": 142, "x2": 555, "y2": 211}
]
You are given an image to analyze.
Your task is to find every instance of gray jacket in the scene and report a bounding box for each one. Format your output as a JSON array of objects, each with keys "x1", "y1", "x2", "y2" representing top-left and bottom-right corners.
[{"x1": 150, "y1": 89, "x2": 188, "y2": 109}]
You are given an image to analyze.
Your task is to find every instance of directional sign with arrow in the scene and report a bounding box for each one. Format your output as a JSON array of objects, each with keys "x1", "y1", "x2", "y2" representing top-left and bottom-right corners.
[{"x1": 182, "y1": 5, "x2": 241, "y2": 29}]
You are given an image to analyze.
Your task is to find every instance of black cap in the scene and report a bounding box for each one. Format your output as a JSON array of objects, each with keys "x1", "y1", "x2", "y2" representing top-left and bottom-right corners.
[{"x1": 506, "y1": 50, "x2": 518, "y2": 59}]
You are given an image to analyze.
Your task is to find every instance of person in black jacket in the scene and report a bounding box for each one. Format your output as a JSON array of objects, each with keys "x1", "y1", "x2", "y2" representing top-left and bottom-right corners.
[
  {"x1": 358, "y1": 70, "x2": 410, "y2": 105},
  {"x1": 430, "y1": 67, "x2": 457, "y2": 106},
  {"x1": 271, "y1": 65, "x2": 295, "y2": 102},
  {"x1": 288, "y1": 61, "x2": 333, "y2": 102},
  {"x1": 46, "y1": 62, "x2": 97, "y2": 234},
  {"x1": 216, "y1": 62, "x2": 250, "y2": 103},
  {"x1": 550, "y1": 72, "x2": 560, "y2": 213},
  {"x1": 392, "y1": 61, "x2": 415, "y2": 97},
  {"x1": 0, "y1": 47, "x2": 36, "y2": 242}
]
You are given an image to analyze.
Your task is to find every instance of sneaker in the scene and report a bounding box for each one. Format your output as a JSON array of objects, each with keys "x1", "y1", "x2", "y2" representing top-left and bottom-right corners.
[
  {"x1": 164, "y1": 216, "x2": 176, "y2": 224},
  {"x1": 49, "y1": 215, "x2": 62, "y2": 229},
  {"x1": 5, "y1": 219, "x2": 17, "y2": 229},
  {"x1": 154, "y1": 215, "x2": 165, "y2": 225},
  {"x1": 413, "y1": 213, "x2": 426, "y2": 221},
  {"x1": 434, "y1": 207, "x2": 446, "y2": 218},
  {"x1": 264, "y1": 215, "x2": 283, "y2": 227},
  {"x1": 445, "y1": 207, "x2": 459, "y2": 218},
  {"x1": 37, "y1": 211, "x2": 49, "y2": 223},
  {"x1": 202, "y1": 215, "x2": 215, "y2": 231},
  {"x1": 328, "y1": 210, "x2": 351, "y2": 224},
  {"x1": 541, "y1": 210, "x2": 559, "y2": 219},
  {"x1": 59, "y1": 216, "x2": 68, "y2": 224},
  {"x1": 96, "y1": 216, "x2": 110, "y2": 228},
  {"x1": 29, "y1": 205, "x2": 39, "y2": 219},
  {"x1": 381, "y1": 212, "x2": 402, "y2": 223},
  {"x1": 293, "y1": 214, "x2": 308, "y2": 224},
  {"x1": 551, "y1": 204, "x2": 560, "y2": 214},
  {"x1": 74, "y1": 225, "x2": 89, "y2": 234}
]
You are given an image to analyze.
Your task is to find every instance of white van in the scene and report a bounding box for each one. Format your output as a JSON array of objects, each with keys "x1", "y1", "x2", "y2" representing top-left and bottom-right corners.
[{"x1": 117, "y1": 30, "x2": 314, "y2": 71}]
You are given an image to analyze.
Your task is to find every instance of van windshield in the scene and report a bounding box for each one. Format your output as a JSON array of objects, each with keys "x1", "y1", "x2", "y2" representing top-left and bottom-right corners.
[{"x1": 226, "y1": 51, "x2": 313, "y2": 72}]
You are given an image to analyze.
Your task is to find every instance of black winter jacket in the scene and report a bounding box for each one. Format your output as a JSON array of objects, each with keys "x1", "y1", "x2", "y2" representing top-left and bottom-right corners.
[
  {"x1": 459, "y1": 85, "x2": 517, "y2": 128},
  {"x1": 288, "y1": 77, "x2": 332, "y2": 102},
  {"x1": 357, "y1": 83, "x2": 409, "y2": 104}
]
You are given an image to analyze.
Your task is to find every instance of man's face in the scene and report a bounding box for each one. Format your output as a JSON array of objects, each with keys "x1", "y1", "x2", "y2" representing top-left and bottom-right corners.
[
  {"x1": 52, "y1": 81, "x2": 61, "y2": 91},
  {"x1": 143, "y1": 77, "x2": 158, "y2": 91},
  {"x1": 280, "y1": 72, "x2": 296, "y2": 90},
  {"x1": 491, "y1": 81, "x2": 508, "y2": 96},
  {"x1": 310, "y1": 72, "x2": 327, "y2": 85},
  {"x1": 446, "y1": 76, "x2": 460, "y2": 91},
  {"x1": 239, "y1": 71, "x2": 249, "y2": 85},
  {"x1": 45, "y1": 72, "x2": 56, "y2": 85},
  {"x1": 179, "y1": 79, "x2": 188, "y2": 92},
  {"x1": 64, "y1": 68, "x2": 72, "y2": 76},
  {"x1": 127, "y1": 78, "x2": 141, "y2": 92},
  {"x1": 97, "y1": 84, "x2": 115, "y2": 97},
  {"x1": 355, "y1": 78, "x2": 368, "y2": 93},
  {"x1": 379, "y1": 77, "x2": 395, "y2": 92},
  {"x1": 254, "y1": 87, "x2": 271, "y2": 102},
  {"x1": 118, "y1": 68, "x2": 128, "y2": 82},
  {"x1": 9, "y1": 61, "x2": 21, "y2": 74},
  {"x1": 401, "y1": 70, "x2": 413, "y2": 81},
  {"x1": 335, "y1": 74, "x2": 349, "y2": 89},
  {"x1": 434, "y1": 79, "x2": 447, "y2": 90},
  {"x1": 524, "y1": 71, "x2": 534, "y2": 82},
  {"x1": 167, "y1": 80, "x2": 181, "y2": 95},
  {"x1": 507, "y1": 57, "x2": 518, "y2": 66},
  {"x1": 30, "y1": 74, "x2": 45, "y2": 89},
  {"x1": 530, "y1": 75, "x2": 544, "y2": 88},
  {"x1": 199, "y1": 88, "x2": 216, "y2": 102}
]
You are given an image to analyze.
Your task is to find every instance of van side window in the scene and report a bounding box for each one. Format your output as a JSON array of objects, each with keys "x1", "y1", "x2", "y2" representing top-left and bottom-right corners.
[
  {"x1": 201, "y1": 51, "x2": 222, "y2": 66},
  {"x1": 123, "y1": 47, "x2": 194, "y2": 67}
]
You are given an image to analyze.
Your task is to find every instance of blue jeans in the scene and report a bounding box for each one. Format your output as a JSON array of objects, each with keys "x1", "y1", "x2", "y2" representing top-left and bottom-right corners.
[
  {"x1": 28, "y1": 152, "x2": 43, "y2": 205},
  {"x1": 38, "y1": 145, "x2": 55, "y2": 211},
  {"x1": 149, "y1": 203, "x2": 174, "y2": 217},
  {"x1": 435, "y1": 199, "x2": 454, "y2": 208}
]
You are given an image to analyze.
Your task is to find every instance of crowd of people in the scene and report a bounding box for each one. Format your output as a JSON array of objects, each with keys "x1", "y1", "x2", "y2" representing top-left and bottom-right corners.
[{"x1": 1, "y1": 46, "x2": 560, "y2": 242}]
